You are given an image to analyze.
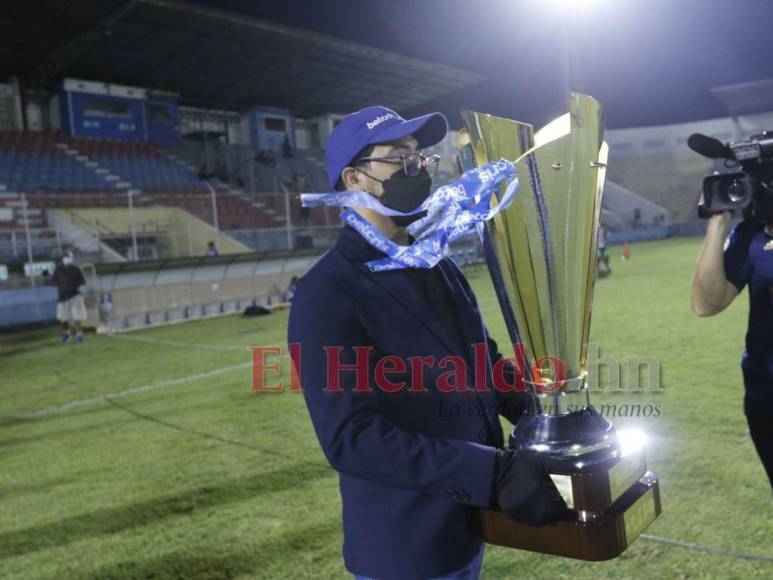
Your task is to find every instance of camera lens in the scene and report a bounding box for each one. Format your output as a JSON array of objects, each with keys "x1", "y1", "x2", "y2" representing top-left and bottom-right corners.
[{"x1": 725, "y1": 179, "x2": 746, "y2": 202}]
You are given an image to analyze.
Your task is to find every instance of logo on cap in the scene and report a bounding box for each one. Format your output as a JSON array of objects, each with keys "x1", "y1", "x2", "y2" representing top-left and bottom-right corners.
[{"x1": 366, "y1": 113, "x2": 398, "y2": 130}]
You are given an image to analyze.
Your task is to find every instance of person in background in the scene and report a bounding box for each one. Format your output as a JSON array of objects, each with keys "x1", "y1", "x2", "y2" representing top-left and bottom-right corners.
[
  {"x1": 597, "y1": 224, "x2": 612, "y2": 274},
  {"x1": 49, "y1": 250, "x2": 87, "y2": 344},
  {"x1": 282, "y1": 134, "x2": 294, "y2": 158},
  {"x1": 207, "y1": 241, "x2": 219, "y2": 257}
]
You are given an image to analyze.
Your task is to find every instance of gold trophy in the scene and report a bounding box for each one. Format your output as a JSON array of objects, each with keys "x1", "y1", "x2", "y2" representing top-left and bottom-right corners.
[{"x1": 460, "y1": 93, "x2": 661, "y2": 561}]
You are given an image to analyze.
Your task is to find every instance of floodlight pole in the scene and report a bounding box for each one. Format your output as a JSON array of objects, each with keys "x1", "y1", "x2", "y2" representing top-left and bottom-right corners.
[
  {"x1": 284, "y1": 190, "x2": 293, "y2": 251},
  {"x1": 224, "y1": 129, "x2": 232, "y2": 188},
  {"x1": 203, "y1": 115, "x2": 210, "y2": 169},
  {"x1": 20, "y1": 193, "x2": 35, "y2": 287},
  {"x1": 205, "y1": 180, "x2": 220, "y2": 245},
  {"x1": 127, "y1": 188, "x2": 139, "y2": 261}
]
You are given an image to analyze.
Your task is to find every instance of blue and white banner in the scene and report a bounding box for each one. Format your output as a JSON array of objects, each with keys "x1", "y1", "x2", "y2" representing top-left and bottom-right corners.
[{"x1": 301, "y1": 160, "x2": 519, "y2": 271}]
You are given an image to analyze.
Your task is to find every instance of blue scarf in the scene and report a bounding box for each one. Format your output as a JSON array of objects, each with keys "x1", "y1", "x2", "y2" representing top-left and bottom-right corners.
[{"x1": 301, "y1": 160, "x2": 519, "y2": 271}]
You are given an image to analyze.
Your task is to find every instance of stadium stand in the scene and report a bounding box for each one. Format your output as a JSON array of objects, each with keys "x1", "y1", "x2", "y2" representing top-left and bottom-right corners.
[
  {"x1": 0, "y1": 130, "x2": 210, "y2": 192},
  {"x1": 163, "y1": 140, "x2": 331, "y2": 193},
  {"x1": 605, "y1": 151, "x2": 712, "y2": 225},
  {"x1": 598, "y1": 110, "x2": 773, "y2": 227},
  {"x1": 0, "y1": 131, "x2": 108, "y2": 191},
  {"x1": 20, "y1": 190, "x2": 283, "y2": 230},
  {"x1": 0, "y1": 129, "x2": 305, "y2": 239},
  {"x1": 602, "y1": 180, "x2": 671, "y2": 228},
  {"x1": 596, "y1": 152, "x2": 703, "y2": 243}
]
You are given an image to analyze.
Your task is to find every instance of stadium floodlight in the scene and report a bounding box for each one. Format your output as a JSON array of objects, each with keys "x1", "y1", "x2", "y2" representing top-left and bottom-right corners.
[
  {"x1": 546, "y1": 0, "x2": 602, "y2": 13},
  {"x1": 553, "y1": 0, "x2": 597, "y2": 5}
]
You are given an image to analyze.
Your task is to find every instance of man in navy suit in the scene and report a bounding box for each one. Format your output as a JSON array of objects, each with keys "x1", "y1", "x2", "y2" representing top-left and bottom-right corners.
[{"x1": 288, "y1": 106, "x2": 569, "y2": 579}]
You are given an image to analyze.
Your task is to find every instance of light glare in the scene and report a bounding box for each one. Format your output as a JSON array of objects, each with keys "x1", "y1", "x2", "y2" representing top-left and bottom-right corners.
[{"x1": 617, "y1": 429, "x2": 648, "y2": 456}]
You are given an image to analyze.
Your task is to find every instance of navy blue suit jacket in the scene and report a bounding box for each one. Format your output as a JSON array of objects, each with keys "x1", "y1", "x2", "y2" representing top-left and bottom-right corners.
[{"x1": 287, "y1": 226, "x2": 523, "y2": 579}]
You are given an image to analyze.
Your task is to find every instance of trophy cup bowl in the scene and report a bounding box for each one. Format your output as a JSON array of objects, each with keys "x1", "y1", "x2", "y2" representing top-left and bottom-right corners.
[{"x1": 461, "y1": 93, "x2": 661, "y2": 561}]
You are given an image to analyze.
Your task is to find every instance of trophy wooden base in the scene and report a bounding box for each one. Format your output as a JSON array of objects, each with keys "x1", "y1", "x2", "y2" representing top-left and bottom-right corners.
[{"x1": 480, "y1": 472, "x2": 661, "y2": 561}]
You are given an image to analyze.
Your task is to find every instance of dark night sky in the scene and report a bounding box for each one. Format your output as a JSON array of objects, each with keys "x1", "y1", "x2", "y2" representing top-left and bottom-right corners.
[{"x1": 194, "y1": 0, "x2": 773, "y2": 129}]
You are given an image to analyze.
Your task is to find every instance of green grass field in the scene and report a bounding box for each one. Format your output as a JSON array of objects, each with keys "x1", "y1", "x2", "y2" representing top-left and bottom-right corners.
[{"x1": 2, "y1": 238, "x2": 772, "y2": 579}]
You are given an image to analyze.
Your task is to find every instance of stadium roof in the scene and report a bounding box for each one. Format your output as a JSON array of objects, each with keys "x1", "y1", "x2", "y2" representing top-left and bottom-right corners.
[
  {"x1": 710, "y1": 79, "x2": 773, "y2": 118},
  {"x1": 0, "y1": 0, "x2": 483, "y2": 116}
]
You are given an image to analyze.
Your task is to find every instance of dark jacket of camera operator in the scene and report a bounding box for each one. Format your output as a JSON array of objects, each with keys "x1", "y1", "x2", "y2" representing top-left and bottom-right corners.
[{"x1": 691, "y1": 209, "x2": 773, "y2": 491}]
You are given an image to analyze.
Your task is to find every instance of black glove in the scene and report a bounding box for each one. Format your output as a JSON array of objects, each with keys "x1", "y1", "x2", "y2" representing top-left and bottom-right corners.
[{"x1": 492, "y1": 448, "x2": 575, "y2": 527}]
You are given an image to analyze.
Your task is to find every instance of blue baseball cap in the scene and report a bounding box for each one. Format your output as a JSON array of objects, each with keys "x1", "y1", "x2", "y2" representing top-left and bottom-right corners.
[{"x1": 325, "y1": 105, "x2": 448, "y2": 190}]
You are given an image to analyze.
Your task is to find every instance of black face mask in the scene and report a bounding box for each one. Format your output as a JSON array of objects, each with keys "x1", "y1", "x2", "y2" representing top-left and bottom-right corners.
[{"x1": 379, "y1": 167, "x2": 432, "y2": 227}]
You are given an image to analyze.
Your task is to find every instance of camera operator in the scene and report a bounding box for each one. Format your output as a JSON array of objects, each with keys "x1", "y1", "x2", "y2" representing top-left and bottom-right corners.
[{"x1": 691, "y1": 207, "x2": 773, "y2": 491}]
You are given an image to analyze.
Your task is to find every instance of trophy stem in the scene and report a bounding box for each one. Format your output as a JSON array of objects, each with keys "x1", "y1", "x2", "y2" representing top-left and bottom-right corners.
[{"x1": 525, "y1": 376, "x2": 591, "y2": 416}]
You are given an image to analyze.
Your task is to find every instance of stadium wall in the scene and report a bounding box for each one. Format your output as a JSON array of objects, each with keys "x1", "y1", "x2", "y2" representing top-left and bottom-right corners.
[
  {"x1": 95, "y1": 252, "x2": 316, "y2": 332},
  {"x1": 0, "y1": 286, "x2": 57, "y2": 327},
  {"x1": 0, "y1": 251, "x2": 318, "y2": 330}
]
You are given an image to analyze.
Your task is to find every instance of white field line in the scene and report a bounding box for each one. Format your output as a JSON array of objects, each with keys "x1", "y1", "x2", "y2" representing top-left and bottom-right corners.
[
  {"x1": 19, "y1": 347, "x2": 291, "y2": 419},
  {"x1": 20, "y1": 361, "x2": 254, "y2": 418}
]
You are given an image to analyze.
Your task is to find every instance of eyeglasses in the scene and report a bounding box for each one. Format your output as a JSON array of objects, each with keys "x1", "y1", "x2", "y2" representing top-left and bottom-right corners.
[{"x1": 357, "y1": 152, "x2": 440, "y2": 177}]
